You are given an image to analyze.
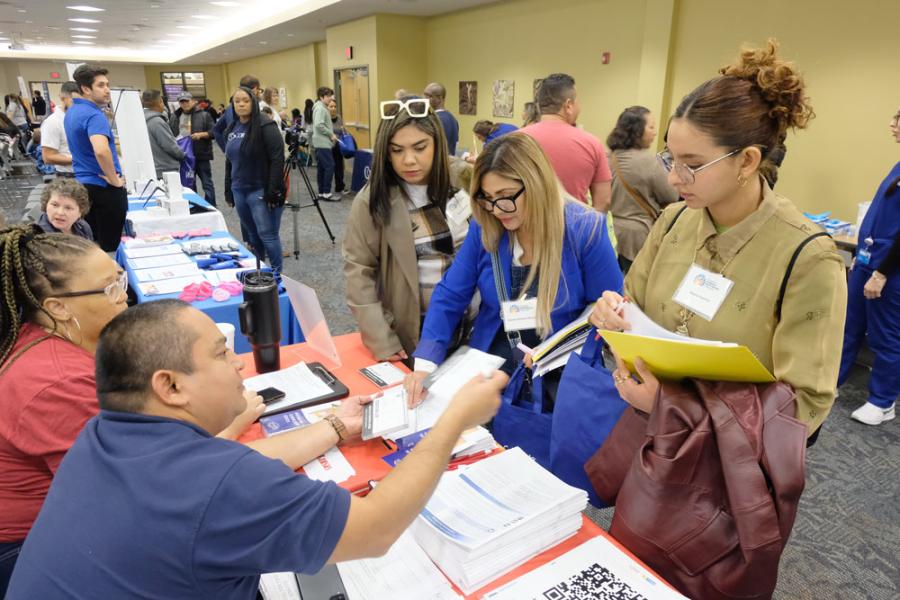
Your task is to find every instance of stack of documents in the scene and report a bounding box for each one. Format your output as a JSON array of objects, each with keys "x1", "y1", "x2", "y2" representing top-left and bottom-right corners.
[
  {"x1": 601, "y1": 303, "x2": 774, "y2": 382},
  {"x1": 530, "y1": 305, "x2": 594, "y2": 377},
  {"x1": 412, "y1": 447, "x2": 588, "y2": 594}
]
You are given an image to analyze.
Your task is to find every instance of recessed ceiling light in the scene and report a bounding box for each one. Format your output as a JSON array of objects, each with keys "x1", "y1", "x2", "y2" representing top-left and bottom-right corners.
[
  {"x1": 17, "y1": 9, "x2": 26, "y2": 13},
  {"x1": 166, "y1": 33, "x2": 187, "y2": 37},
  {"x1": 176, "y1": 25, "x2": 200, "y2": 29},
  {"x1": 68, "y1": 17, "x2": 101, "y2": 23},
  {"x1": 210, "y1": 1, "x2": 239, "y2": 6},
  {"x1": 67, "y1": 5, "x2": 105, "y2": 11},
  {"x1": 259, "y1": 41, "x2": 267, "y2": 44},
  {"x1": 25, "y1": 20, "x2": 33, "y2": 24},
  {"x1": 72, "y1": 40, "x2": 95, "y2": 44},
  {"x1": 71, "y1": 34, "x2": 96, "y2": 38},
  {"x1": 70, "y1": 27, "x2": 97, "y2": 31},
  {"x1": 192, "y1": 15, "x2": 216, "y2": 20}
]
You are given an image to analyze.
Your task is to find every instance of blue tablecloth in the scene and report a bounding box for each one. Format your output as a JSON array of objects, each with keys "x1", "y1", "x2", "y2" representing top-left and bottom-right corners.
[
  {"x1": 116, "y1": 231, "x2": 303, "y2": 354},
  {"x1": 351, "y1": 150, "x2": 373, "y2": 192}
]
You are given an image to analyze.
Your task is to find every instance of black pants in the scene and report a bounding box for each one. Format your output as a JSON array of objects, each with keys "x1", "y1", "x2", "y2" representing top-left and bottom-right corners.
[
  {"x1": 0, "y1": 540, "x2": 23, "y2": 598},
  {"x1": 331, "y1": 144, "x2": 345, "y2": 193},
  {"x1": 83, "y1": 183, "x2": 128, "y2": 252}
]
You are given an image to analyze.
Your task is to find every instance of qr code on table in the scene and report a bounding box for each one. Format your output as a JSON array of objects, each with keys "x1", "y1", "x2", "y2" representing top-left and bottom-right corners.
[{"x1": 541, "y1": 563, "x2": 648, "y2": 600}]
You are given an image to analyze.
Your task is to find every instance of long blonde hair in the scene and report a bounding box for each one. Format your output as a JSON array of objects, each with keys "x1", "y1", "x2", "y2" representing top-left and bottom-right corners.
[{"x1": 471, "y1": 132, "x2": 566, "y2": 337}]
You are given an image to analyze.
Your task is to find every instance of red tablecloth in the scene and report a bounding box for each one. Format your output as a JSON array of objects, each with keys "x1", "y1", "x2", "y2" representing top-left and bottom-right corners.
[{"x1": 239, "y1": 335, "x2": 676, "y2": 598}]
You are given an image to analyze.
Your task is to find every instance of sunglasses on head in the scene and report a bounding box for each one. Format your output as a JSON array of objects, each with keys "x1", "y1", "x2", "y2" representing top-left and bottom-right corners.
[{"x1": 380, "y1": 98, "x2": 430, "y2": 120}]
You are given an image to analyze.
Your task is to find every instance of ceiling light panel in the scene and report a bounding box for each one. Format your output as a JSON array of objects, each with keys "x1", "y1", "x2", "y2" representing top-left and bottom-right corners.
[
  {"x1": 66, "y1": 5, "x2": 106, "y2": 11},
  {"x1": 68, "y1": 17, "x2": 101, "y2": 23}
]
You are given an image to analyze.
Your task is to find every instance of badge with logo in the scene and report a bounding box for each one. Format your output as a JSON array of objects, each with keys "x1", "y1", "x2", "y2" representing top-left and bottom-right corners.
[{"x1": 672, "y1": 263, "x2": 735, "y2": 321}]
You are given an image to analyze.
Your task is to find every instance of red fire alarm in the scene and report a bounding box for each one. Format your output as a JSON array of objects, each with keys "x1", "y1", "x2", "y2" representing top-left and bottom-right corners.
[
  {"x1": 601, "y1": 52, "x2": 611, "y2": 65},
  {"x1": 50, "y1": 71, "x2": 60, "y2": 79},
  {"x1": 344, "y1": 46, "x2": 353, "y2": 60}
]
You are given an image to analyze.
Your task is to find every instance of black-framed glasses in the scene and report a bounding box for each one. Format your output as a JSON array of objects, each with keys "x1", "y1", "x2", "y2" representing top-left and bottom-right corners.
[
  {"x1": 656, "y1": 148, "x2": 740, "y2": 185},
  {"x1": 55, "y1": 271, "x2": 128, "y2": 304},
  {"x1": 474, "y1": 187, "x2": 525, "y2": 213}
]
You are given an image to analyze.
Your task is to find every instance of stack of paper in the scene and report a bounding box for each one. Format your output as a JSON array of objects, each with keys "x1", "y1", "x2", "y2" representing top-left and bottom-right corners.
[
  {"x1": 530, "y1": 305, "x2": 594, "y2": 377},
  {"x1": 601, "y1": 303, "x2": 774, "y2": 382},
  {"x1": 412, "y1": 447, "x2": 588, "y2": 594},
  {"x1": 337, "y1": 530, "x2": 461, "y2": 600}
]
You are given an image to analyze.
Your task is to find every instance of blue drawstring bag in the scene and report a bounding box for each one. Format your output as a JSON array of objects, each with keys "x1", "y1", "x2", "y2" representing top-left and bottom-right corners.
[
  {"x1": 337, "y1": 132, "x2": 356, "y2": 158},
  {"x1": 493, "y1": 366, "x2": 553, "y2": 469},
  {"x1": 177, "y1": 136, "x2": 196, "y2": 189},
  {"x1": 550, "y1": 331, "x2": 627, "y2": 506}
]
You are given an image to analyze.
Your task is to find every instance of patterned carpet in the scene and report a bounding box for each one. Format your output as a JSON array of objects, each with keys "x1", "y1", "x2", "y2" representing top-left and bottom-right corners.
[{"x1": 3, "y1": 151, "x2": 896, "y2": 600}]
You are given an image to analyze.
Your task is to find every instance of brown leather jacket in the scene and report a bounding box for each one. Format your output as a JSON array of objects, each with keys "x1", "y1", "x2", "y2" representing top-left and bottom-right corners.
[{"x1": 586, "y1": 380, "x2": 807, "y2": 600}]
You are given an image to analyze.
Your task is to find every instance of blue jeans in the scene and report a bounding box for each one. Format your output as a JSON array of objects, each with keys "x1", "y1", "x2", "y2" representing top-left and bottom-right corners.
[
  {"x1": 194, "y1": 159, "x2": 216, "y2": 205},
  {"x1": 232, "y1": 187, "x2": 284, "y2": 273},
  {"x1": 0, "y1": 540, "x2": 23, "y2": 598},
  {"x1": 315, "y1": 147, "x2": 335, "y2": 195}
]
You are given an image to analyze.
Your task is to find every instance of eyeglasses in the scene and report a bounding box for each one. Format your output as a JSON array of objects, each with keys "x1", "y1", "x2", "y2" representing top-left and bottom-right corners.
[
  {"x1": 380, "y1": 98, "x2": 430, "y2": 120},
  {"x1": 55, "y1": 271, "x2": 128, "y2": 304},
  {"x1": 656, "y1": 148, "x2": 740, "y2": 185},
  {"x1": 474, "y1": 187, "x2": 525, "y2": 214}
]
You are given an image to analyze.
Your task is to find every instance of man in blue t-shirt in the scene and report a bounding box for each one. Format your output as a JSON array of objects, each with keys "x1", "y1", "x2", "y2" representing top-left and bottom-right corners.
[
  {"x1": 7, "y1": 301, "x2": 507, "y2": 599},
  {"x1": 424, "y1": 82, "x2": 460, "y2": 156},
  {"x1": 63, "y1": 64, "x2": 128, "y2": 251}
]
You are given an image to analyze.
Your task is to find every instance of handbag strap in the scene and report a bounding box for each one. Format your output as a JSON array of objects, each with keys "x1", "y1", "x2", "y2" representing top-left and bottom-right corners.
[
  {"x1": 775, "y1": 231, "x2": 830, "y2": 321},
  {"x1": 610, "y1": 153, "x2": 659, "y2": 220},
  {"x1": 490, "y1": 248, "x2": 523, "y2": 358}
]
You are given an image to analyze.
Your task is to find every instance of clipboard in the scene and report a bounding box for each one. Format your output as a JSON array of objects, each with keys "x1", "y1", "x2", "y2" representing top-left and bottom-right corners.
[{"x1": 258, "y1": 362, "x2": 349, "y2": 418}]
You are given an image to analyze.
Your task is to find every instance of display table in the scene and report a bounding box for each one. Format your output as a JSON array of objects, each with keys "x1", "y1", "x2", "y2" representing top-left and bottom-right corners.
[
  {"x1": 350, "y1": 149, "x2": 373, "y2": 192},
  {"x1": 126, "y1": 190, "x2": 228, "y2": 235},
  {"x1": 116, "y1": 231, "x2": 303, "y2": 354},
  {"x1": 239, "y1": 334, "x2": 677, "y2": 599}
]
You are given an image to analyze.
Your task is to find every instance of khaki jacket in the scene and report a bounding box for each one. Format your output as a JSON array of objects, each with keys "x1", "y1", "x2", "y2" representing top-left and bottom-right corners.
[
  {"x1": 625, "y1": 180, "x2": 847, "y2": 435},
  {"x1": 343, "y1": 185, "x2": 423, "y2": 360}
]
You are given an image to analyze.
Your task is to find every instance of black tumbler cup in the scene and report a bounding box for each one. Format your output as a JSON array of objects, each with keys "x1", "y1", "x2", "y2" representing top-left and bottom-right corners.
[{"x1": 238, "y1": 270, "x2": 282, "y2": 373}]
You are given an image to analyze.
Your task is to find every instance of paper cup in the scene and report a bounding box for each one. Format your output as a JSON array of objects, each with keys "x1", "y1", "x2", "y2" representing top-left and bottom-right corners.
[{"x1": 216, "y1": 322, "x2": 235, "y2": 351}]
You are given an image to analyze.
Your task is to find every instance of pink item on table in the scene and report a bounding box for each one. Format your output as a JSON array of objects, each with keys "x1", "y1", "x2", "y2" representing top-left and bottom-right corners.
[
  {"x1": 178, "y1": 281, "x2": 214, "y2": 302},
  {"x1": 187, "y1": 228, "x2": 213, "y2": 238},
  {"x1": 211, "y1": 287, "x2": 231, "y2": 302},
  {"x1": 170, "y1": 231, "x2": 189, "y2": 239},
  {"x1": 217, "y1": 281, "x2": 243, "y2": 296}
]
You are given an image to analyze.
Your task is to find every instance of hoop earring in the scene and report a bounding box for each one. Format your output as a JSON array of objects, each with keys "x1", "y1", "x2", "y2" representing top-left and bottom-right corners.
[
  {"x1": 63, "y1": 316, "x2": 84, "y2": 346},
  {"x1": 737, "y1": 174, "x2": 748, "y2": 188}
]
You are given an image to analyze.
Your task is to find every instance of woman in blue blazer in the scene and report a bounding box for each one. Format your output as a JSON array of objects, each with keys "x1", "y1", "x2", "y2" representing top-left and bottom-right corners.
[{"x1": 405, "y1": 132, "x2": 623, "y2": 400}]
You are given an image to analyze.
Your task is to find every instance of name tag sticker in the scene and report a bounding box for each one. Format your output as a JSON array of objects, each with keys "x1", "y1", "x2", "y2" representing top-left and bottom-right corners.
[
  {"x1": 672, "y1": 263, "x2": 734, "y2": 321},
  {"x1": 501, "y1": 297, "x2": 538, "y2": 332},
  {"x1": 446, "y1": 194, "x2": 471, "y2": 227}
]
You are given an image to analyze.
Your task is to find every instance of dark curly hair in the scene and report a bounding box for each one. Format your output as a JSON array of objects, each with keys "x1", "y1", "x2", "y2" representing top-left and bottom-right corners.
[{"x1": 606, "y1": 106, "x2": 651, "y2": 151}]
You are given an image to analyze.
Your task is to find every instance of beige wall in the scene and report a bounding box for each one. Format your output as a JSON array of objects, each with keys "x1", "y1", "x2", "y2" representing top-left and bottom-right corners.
[
  {"x1": 375, "y1": 14, "x2": 427, "y2": 105},
  {"x1": 667, "y1": 0, "x2": 900, "y2": 221},
  {"x1": 326, "y1": 16, "x2": 378, "y2": 131},
  {"x1": 143, "y1": 64, "x2": 228, "y2": 106},
  {"x1": 0, "y1": 59, "x2": 148, "y2": 92},
  {"x1": 223, "y1": 44, "x2": 318, "y2": 114},
  {"x1": 314, "y1": 41, "x2": 330, "y2": 88}
]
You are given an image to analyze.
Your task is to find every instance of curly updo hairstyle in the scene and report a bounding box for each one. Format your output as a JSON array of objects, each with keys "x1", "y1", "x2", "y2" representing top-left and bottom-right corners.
[{"x1": 672, "y1": 38, "x2": 814, "y2": 185}]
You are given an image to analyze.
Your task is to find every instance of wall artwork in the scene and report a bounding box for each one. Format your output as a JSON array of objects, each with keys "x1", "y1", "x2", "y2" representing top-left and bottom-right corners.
[
  {"x1": 492, "y1": 80, "x2": 515, "y2": 118},
  {"x1": 459, "y1": 81, "x2": 477, "y2": 115}
]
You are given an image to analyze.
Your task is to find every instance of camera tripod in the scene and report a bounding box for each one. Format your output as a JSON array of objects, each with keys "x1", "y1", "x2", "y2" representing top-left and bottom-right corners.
[{"x1": 283, "y1": 146, "x2": 336, "y2": 260}]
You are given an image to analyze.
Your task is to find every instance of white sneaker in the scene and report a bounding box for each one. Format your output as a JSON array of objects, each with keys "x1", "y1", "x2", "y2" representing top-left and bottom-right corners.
[
  {"x1": 320, "y1": 192, "x2": 333, "y2": 199},
  {"x1": 850, "y1": 402, "x2": 895, "y2": 426}
]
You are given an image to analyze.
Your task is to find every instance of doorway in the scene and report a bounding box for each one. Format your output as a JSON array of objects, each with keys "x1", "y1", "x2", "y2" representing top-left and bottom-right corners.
[{"x1": 334, "y1": 67, "x2": 370, "y2": 149}]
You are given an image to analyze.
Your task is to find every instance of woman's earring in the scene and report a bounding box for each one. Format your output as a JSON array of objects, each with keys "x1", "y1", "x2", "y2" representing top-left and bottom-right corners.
[{"x1": 737, "y1": 173, "x2": 748, "y2": 188}]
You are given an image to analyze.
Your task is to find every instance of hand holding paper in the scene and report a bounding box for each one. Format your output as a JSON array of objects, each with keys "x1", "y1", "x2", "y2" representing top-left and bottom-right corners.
[{"x1": 334, "y1": 395, "x2": 374, "y2": 439}]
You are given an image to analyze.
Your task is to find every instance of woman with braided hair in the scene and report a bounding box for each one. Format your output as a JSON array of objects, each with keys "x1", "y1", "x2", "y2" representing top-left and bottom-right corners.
[{"x1": 0, "y1": 226, "x2": 126, "y2": 594}]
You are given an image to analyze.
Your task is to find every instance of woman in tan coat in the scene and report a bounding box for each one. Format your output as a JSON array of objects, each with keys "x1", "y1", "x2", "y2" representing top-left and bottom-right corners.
[{"x1": 343, "y1": 97, "x2": 473, "y2": 362}]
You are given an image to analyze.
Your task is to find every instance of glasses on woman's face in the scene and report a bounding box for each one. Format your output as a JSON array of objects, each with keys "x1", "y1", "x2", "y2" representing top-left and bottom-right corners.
[
  {"x1": 474, "y1": 187, "x2": 525, "y2": 214},
  {"x1": 656, "y1": 148, "x2": 740, "y2": 185},
  {"x1": 55, "y1": 271, "x2": 128, "y2": 304},
  {"x1": 380, "y1": 98, "x2": 430, "y2": 120}
]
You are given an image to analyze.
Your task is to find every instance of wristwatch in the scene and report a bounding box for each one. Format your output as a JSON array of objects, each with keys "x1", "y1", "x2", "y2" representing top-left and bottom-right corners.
[{"x1": 324, "y1": 414, "x2": 348, "y2": 442}]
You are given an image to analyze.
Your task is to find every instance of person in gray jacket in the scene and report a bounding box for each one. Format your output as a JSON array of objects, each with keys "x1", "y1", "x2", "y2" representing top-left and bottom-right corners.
[{"x1": 142, "y1": 89, "x2": 184, "y2": 179}]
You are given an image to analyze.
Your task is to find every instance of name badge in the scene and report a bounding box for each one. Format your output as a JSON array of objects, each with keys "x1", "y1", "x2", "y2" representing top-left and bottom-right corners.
[
  {"x1": 672, "y1": 263, "x2": 734, "y2": 322},
  {"x1": 501, "y1": 297, "x2": 538, "y2": 331},
  {"x1": 446, "y1": 194, "x2": 471, "y2": 228}
]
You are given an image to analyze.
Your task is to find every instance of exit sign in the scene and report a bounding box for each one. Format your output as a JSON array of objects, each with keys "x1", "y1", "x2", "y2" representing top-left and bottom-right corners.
[
  {"x1": 344, "y1": 46, "x2": 353, "y2": 60},
  {"x1": 50, "y1": 72, "x2": 60, "y2": 79}
]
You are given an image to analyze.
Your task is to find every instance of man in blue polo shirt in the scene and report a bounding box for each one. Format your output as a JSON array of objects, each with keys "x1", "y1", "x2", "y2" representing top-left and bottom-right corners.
[
  {"x1": 64, "y1": 64, "x2": 127, "y2": 251},
  {"x1": 7, "y1": 301, "x2": 506, "y2": 599},
  {"x1": 424, "y1": 82, "x2": 459, "y2": 156}
]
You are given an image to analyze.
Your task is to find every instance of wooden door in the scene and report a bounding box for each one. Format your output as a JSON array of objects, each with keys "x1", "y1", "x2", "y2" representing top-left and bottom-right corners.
[{"x1": 336, "y1": 67, "x2": 370, "y2": 149}]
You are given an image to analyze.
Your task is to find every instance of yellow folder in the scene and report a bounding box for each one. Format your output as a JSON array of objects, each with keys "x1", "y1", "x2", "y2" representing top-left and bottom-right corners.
[{"x1": 601, "y1": 330, "x2": 775, "y2": 383}]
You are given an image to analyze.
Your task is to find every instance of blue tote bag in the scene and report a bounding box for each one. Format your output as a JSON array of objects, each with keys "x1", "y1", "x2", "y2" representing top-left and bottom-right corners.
[
  {"x1": 337, "y1": 132, "x2": 356, "y2": 158},
  {"x1": 177, "y1": 136, "x2": 196, "y2": 189},
  {"x1": 550, "y1": 331, "x2": 627, "y2": 506},
  {"x1": 492, "y1": 365, "x2": 553, "y2": 470}
]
